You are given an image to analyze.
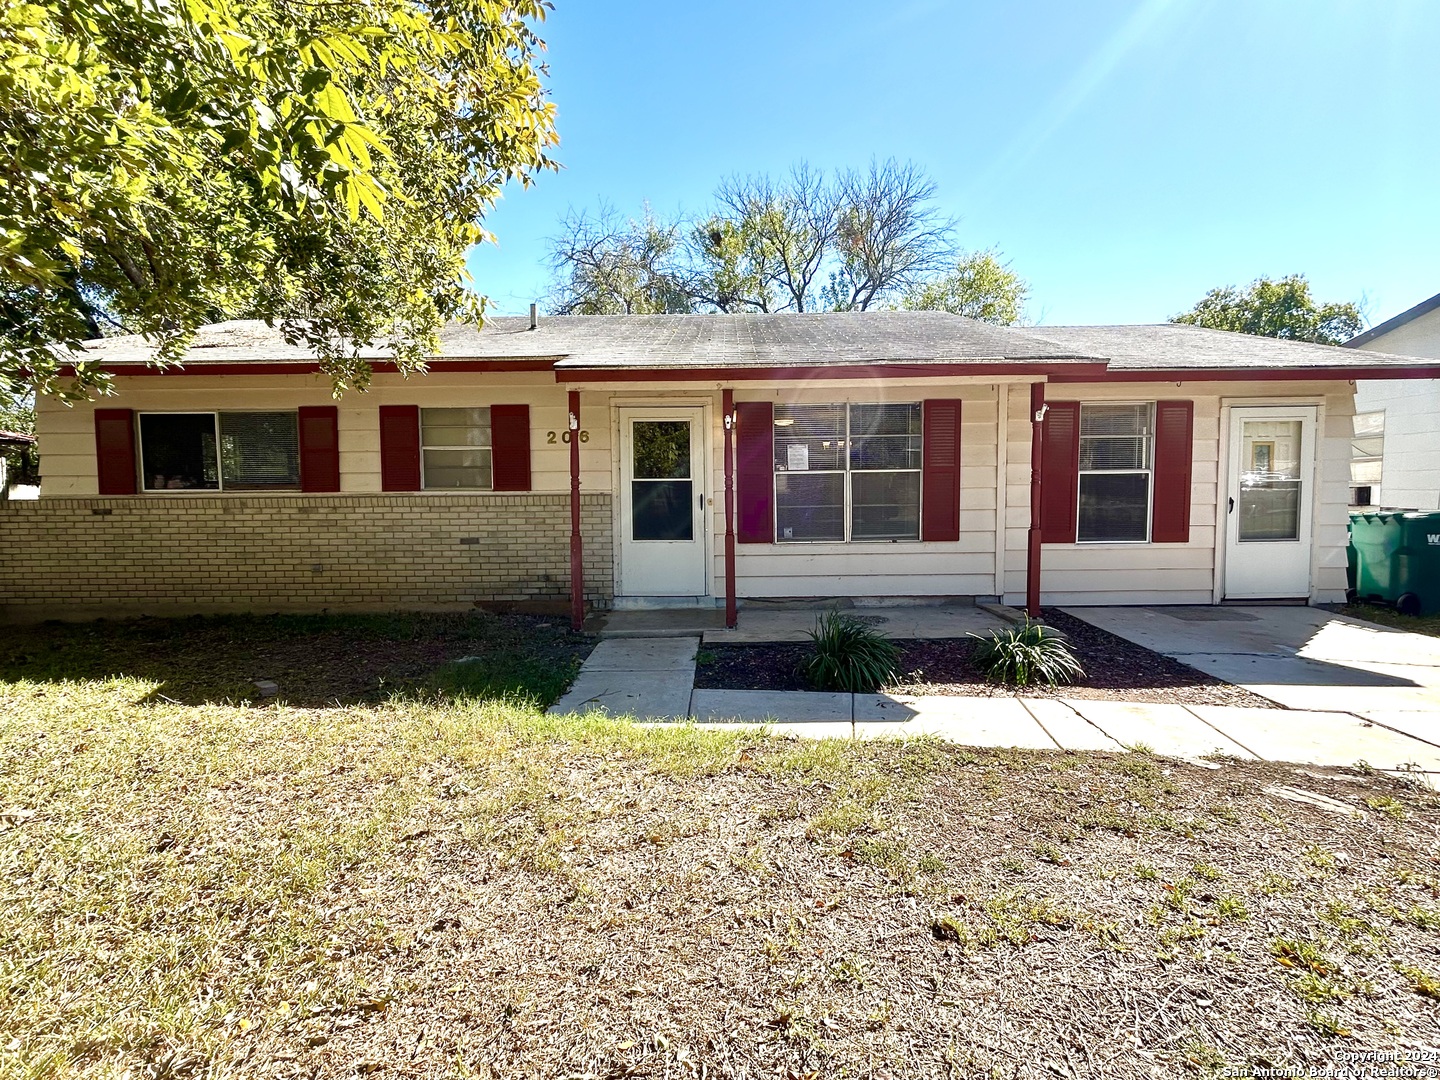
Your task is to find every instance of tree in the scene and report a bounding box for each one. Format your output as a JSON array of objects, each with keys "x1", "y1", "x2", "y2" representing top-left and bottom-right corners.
[
  {"x1": 1, "y1": 0, "x2": 558, "y2": 400},
  {"x1": 902, "y1": 249, "x2": 1029, "y2": 324},
  {"x1": 703, "y1": 164, "x2": 837, "y2": 313},
  {"x1": 1171, "y1": 275, "x2": 1364, "y2": 345},
  {"x1": 547, "y1": 159, "x2": 992, "y2": 317},
  {"x1": 546, "y1": 205, "x2": 694, "y2": 315},
  {"x1": 822, "y1": 159, "x2": 956, "y2": 312}
]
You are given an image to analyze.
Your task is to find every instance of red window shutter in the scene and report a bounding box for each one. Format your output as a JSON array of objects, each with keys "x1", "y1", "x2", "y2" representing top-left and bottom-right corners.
[
  {"x1": 490, "y1": 404, "x2": 531, "y2": 491},
  {"x1": 94, "y1": 408, "x2": 136, "y2": 495},
  {"x1": 1151, "y1": 400, "x2": 1194, "y2": 543},
  {"x1": 735, "y1": 400, "x2": 774, "y2": 544},
  {"x1": 921, "y1": 399, "x2": 962, "y2": 542},
  {"x1": 378, "y1": 405, "x2": 421, "y2": 491},
  {"x1": 1040, "y1": 401, "x2": 1080, "y2": 544},
  {"x1": 297, "y1": 406, "x2": 340, "y2": 492}
]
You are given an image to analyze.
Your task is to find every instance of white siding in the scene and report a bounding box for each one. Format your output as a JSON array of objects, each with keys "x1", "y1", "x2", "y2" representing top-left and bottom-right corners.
[
  {"x1": 1353, "y1": 307, "x2": 1440, "y2": 510},
  {"x1": 1001, "y1": 380, "x2": 1355, "y2": 608},
  {"x1": 35, "y1": 373, "x2": 608, "y2": 497}
]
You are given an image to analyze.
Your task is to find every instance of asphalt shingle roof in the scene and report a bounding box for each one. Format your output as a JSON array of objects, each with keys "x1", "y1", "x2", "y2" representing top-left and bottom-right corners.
[{"x1": 70, "y1": 312, "x2": 1440, "y2": 375}]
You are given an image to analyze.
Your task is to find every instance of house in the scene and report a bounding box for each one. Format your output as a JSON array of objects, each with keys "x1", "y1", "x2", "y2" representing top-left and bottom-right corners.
[
  {"x1": 0, "y1": 429, "x2": 36, "y2": 499},
  {"x1": 4, "y1": 312, "x2": 1437, "y2": 626},
  {"x1": 1344, "y1": 292, "x2": 1440, "y2": 510}
]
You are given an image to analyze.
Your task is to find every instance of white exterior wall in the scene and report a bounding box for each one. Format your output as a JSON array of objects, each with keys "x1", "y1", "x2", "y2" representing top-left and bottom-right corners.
[
  {"x1": 35, "y1": 370, "x2": 1359, "y2": 609},
  {"x1": 34, "y1": 373, "x2": 612, "y2": 497},
  {"x1": 1353, "y1": 307, "x2": 1440, "y2": 510},
  {"x1": 1000, "y1": 380, "x2": 1355, "y2": 608}
]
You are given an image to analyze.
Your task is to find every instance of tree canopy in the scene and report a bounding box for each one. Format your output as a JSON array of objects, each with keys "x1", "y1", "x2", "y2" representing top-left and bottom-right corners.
[
  {"x1": 1, "y1": 0, "x2": 558, "y2": 400},
  {"x1": 546, "y1": 160, "x2": 1031, "y2": 324},
  {"x1": 903, "y1": 250, "x2": 1029, "y2": 323},
  {"x1": 1171, "y1": 274, "x2": 1364, "y2": 345}
]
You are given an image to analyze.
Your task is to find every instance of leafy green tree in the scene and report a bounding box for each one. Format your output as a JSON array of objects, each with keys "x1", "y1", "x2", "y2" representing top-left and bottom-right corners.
[
  {"x1": 902, "y1": 249, "x2": 1029, "y2": 324},
  {"x1": 1171, "y1": 275, "x2": 1364, "y2": 345},
  {"x1": 1, "y1": 0, "x2": 557, "y2": 400}
]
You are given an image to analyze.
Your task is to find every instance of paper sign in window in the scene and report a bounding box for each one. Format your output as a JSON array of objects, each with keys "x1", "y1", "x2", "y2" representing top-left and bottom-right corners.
[{"x1": 787, "y1": 443, "x2": 809, "y2": 472}]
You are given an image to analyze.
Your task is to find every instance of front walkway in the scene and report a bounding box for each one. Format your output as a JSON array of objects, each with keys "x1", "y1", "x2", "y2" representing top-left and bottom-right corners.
[
  {"x1": 1063, "y1": 605, "x2": 1440, "y2": 744},
  {"x1": 548, "y1": 634, "x2": 1440, "y2": 783}
]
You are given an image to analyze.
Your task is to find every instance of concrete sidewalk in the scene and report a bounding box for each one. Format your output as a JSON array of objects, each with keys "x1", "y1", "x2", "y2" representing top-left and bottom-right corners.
[
  {"x1": 547, "y1": 629, "x2": 1440, "y2": 783},
  {"x1": 1063, "y1": 606, "x2": 1440, "y2": 744}
]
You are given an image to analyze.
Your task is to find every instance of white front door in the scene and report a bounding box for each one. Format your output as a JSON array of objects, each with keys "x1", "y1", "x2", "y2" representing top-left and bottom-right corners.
[
  {"x1": 617, "y1": 408, "x2": 708, "y2": 597},
  {"x1": 1223, "y1": 405, "x2": 1317, "y2": 600}
]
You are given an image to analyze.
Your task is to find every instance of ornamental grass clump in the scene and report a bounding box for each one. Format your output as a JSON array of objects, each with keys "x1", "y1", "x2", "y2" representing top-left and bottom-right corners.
[
  {"x1": 971, "y1": 618, "x2": 1084, "y2": 688},
  {"x1": 800, "y1": 611, "x2": 901, "y2": 693}
]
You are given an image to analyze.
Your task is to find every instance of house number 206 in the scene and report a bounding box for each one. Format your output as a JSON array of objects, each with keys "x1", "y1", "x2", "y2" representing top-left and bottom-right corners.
[{"x1": 546, "y1": 430, "x2": 589, "y2": 444}]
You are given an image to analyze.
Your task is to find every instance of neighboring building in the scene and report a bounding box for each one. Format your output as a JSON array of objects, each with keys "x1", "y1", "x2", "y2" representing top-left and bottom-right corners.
[
  {"x1": 4, "y1": 313, "x2": 1437, "y2": 624},
  {"x1": 0, "y1": 430, "x2": 36, "y2": 500},
  {"x1": 1345, "y1": 292, "x2": 1440, "y2": 510}
]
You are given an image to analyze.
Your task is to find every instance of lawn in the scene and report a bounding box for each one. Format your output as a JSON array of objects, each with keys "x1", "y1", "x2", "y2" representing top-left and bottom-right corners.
[
  {"x1": 3, "y1": 615, "x2": 1440, "y2": 1078},
  {"x1": 1342, "y1": 603, "x2": 1440, "y2": 640}
]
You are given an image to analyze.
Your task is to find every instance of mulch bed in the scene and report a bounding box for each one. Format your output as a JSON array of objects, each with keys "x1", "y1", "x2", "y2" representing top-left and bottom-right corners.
[{"x1": 696, "y1": 608, "x2": 1279, "y2": 708}]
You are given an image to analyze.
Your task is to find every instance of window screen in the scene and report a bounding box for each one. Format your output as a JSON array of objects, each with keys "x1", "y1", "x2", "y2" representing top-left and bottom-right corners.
[
  {"x1": 1076, "y1": 403, "x2": 1152, "y2": 542},
  {"x1": 219, "y1": 412, "x2": 299, "y2": 489},
  {"x1": 772, "y1": 402, "x2": 921, "y2": 542},
  {"x1": 421, "y1": 407, "x2": 492, "y2": 490},
  {"x1": 140, "y1": 412, "x2": 300, "y2": 492}
]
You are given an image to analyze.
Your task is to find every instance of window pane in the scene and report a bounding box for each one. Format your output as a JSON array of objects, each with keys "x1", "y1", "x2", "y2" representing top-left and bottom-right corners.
[
  {"x1": 632, "y1": 421, "x2": 690, "y2": 479},
  {"x1": 1080, "y1": 403, "x2": 1152, "y2": 437},
  {"x1": 219, "y1": 412, "x2": 299, "y2": 490},
  {"x1": 1078, "y1": 436, "x2": 1148, "y2": 470},
  {"x1": 776, "y1": 472, "x2": 844, "y2": 542},
  {"x1": 1078, "y1": 473, "x2": 1150, "y2": 542},
  {"x1": 421, "y1": 407, "x2": 490, "y2": 447},
  {"x1": 423, "y1": 448, "x2": 492, "y2": 490},
  {"x1": 631, "y1": 480, "x2": 693, "y2": 540},
  {"x1": 851, "y1": 471, "x2": 920, "y2": 540},
  {"x1": 774, "y1": 403, "x2": 845, "y2": 472},
  {"x1": 849, "y1": 405, "x2": 922, "y2": 471},
  {"x1": 1238, "y1": 481, "x2": 1300, "y2": 541},
  {"x1": 140, "y1": 414, "x2": 218, "y2": 490}
]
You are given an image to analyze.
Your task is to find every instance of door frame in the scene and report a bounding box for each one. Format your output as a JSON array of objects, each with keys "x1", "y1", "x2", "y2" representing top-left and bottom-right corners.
[
  {"x1": 611, "y1": 400, "x2": 714, "y2": 600},
  {"x1": 1214, "y1": 399, "x2": 1323, "y2": 603}
]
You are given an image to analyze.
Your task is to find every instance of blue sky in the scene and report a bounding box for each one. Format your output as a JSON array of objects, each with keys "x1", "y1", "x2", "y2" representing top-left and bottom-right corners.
[{"x1": 466, "y1": 0, "x2": 1437, "y2": 328}]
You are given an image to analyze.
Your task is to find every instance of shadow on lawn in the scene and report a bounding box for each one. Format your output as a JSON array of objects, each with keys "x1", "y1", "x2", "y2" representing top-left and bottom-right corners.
[{"x1": 0, "y1": 610, "x2": 594, "y2": 708}]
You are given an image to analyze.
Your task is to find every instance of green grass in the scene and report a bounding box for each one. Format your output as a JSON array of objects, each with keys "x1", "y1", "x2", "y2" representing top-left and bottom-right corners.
[{"x1": 1341, "y1": 603, "x2": 1440, "y2": 639}]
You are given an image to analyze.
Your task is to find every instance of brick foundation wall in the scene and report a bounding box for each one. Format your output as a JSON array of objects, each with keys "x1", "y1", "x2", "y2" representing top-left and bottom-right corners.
[{"x1": 0, "y1": 494, "x2": 614, "y2": 622}]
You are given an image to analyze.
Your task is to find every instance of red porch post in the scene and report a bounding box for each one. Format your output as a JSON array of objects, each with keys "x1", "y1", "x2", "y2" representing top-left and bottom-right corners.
[
  {"x1": 1026, "y1": 381, "x2": 1046, "y2": 618},
  {"x1": 722, "y1": 389, "x2": 737, "y2": 629},
  {"x1": 568, "y1": 390, "x2": 584, "y2": 631}
]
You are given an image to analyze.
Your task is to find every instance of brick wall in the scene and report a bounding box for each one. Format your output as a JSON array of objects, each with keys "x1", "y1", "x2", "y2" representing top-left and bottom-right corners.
[{"x1": 0, "y1": 494, "x2": 614, "y2": 621}]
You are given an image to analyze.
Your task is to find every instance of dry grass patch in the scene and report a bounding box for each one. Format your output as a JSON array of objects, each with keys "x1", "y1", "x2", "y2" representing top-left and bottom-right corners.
[{"x1": 3, "y1": 673, "x2": 1440, "y2": 1078}]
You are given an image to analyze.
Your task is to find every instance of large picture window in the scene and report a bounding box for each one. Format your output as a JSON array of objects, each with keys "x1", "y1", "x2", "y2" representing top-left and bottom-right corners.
[
  {"x1": 1076, "y1": 403, "x2": 1152, "y2": 543},
  {"x1": 773, "y1": 402, "x2": 922, "y2": 542},
  {"x1": 420, "y1": 407, "x2": 492, "y2": 490},
  {"x1": 139, "y1": 412, "x2": 299, "y2": 491}
]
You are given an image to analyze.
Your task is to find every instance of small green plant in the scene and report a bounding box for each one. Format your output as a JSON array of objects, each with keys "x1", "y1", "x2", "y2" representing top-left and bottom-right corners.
[
  {"x1": 969, "y1": 618, "x2": 1084, "y2": 687},
  {"x1": 799, "y1": 611, "x2": 900, "y2": 693}
]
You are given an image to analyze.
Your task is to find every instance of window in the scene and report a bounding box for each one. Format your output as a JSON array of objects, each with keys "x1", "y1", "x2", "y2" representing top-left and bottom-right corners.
[
  {"x1": 139, "y1": 412, "x2": 299, "y2": 492},
  {"x1": 1350, "y1": 410, "x2": 1384, "y2": 488},
  {"x1": 420, "y1": 407, "x2": 491, "y2": 490},
  {"x1": 773, "y1": 402, "x2": 922, "y2": 542},
  {"x1": 1076, "y1": 403, "x2": 1152, "y2": 543}
]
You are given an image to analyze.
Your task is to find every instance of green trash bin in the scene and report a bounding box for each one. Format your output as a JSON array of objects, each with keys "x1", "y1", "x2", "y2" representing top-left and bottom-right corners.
[{"x1": 1348, "y1": 509, "x2": 1440, "y2": 616}]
